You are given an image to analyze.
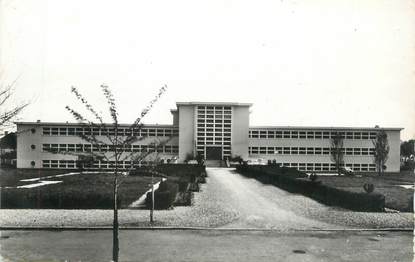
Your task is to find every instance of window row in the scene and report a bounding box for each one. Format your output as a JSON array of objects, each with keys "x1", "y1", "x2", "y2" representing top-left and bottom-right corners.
[
  {"x1": 249, "y1": 146, "x2": 375, "y2": 156},
  {"x1": 41, "y1": 159, "x2": 175, "y2": 169},
  {"x1": 249, "y1": 130, "x2": 378, "y2": 140},
  {"x1": 42, "y1": 127, "x2": 179, "y2": 137},
  {"x1": 274, "y1": 162, "x2": 376, "y2": 172},
  {"x1": 42, "y1": 144, "x2": 178, "y2": 154}
]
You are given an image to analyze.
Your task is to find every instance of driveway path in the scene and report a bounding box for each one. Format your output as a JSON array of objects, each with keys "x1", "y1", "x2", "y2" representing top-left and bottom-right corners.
[{"x1": 207, "y1": 168, "x2": 413, "y2": 229}]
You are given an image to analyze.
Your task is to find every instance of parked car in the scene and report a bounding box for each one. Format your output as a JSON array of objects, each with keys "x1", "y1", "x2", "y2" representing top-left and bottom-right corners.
[{"x1": 341, "y1": 167, "x2": 354, "y2": 176}]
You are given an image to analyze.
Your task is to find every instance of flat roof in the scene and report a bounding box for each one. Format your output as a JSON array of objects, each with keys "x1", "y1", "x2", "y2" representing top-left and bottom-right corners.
[
  {"x1": 249, "y1": 125, "x2": 404, "y2": 131},
  {"x1": 176, "y1": 101, "x2": 253, "y2": 107},
  {"x1": 15, "y1": 122, "x2": 177, "y2": 128}
]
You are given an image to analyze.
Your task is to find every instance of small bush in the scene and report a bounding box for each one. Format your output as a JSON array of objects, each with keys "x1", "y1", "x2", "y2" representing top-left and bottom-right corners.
[
  {"x1": 145, "y1": 180, "x2": 179, "y2": 209},
  {"x1": 363, "y1": 183, "x2": 375, "y2": 193},
  {"x1": 309, "y1": 173, "x2": 318, "y2": 182}
]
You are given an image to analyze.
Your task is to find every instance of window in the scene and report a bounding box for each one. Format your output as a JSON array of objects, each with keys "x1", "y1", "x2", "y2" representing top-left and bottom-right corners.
[
  {"x1": 59, "y1": 144, "x2": 67, "y2": 151},
  {"x1": 283, "y1": 131, "x2": 290, "y2": 138},
  {"x1": 42, "y1": 160, "x2": 50, "y2": 168},
  {"x1": 322, "y1": 132, "x2": 330, "y2": 139},
  {"x1": 299, "y1": 147, "x2": 306, "y2": 154},
  {"x1": 299, "y1": 132, "x2": 306, "y2": 139},
  {"x1": 291, "y1": 147, "x2": 298, "y2": 155},
  {"x1": 291, "y1": 131, "x2": 298, "y2": 139},
  {"x1": 42, "y1": 144, "x2": 50, "y2": 151},
  {"x1": 68, "y1": 128, "x2": 75, "y2": 136},
  {"x1": 275, "y1": 131, "x2": 283, "y2": 138},
  {"x1": 68, "y1": 144, "x2": 75, "y2": 152},
  {"x1": 260, "y1": 147, "x2": 267, "y2": 154},
  {"x1": 51, "y1": 128, "x2": 59, "y2": 135},
  {"x1": 314, "y1": 132, "x2": 322, "y2": 139},
  {"x1": 306, "y1": 132, "x2": 314, "y2": 139},
  {"x1": 314, "y1": 148, "x2": 321, "y2": 155},
  {"x1": 43, "y1": 128, "x2": 51, "y2": 135},
  {"x1": 283, "y1": 147, "x2": 290, "y2": 154}
]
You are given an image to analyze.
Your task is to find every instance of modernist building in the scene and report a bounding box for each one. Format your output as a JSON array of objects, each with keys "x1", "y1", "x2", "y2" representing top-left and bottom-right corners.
[{"x1": 16, "y1": 102, "x2": 402, "y2": 172}]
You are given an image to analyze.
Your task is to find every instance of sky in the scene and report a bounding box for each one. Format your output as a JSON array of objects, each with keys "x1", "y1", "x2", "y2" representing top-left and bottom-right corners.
[{"x1": 1, "y1": 0, "x2": 414, "y2": 140}]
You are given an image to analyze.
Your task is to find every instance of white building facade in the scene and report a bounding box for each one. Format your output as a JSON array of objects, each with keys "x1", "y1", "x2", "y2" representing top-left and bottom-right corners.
[{"x1": 16, "y1": 102, "x2": 402, "y2": 172}]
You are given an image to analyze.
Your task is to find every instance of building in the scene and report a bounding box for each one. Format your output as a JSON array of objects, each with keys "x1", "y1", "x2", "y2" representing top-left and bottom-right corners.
[{"x1": 16, "y1": 102, "x2": 402, "y2": 172}]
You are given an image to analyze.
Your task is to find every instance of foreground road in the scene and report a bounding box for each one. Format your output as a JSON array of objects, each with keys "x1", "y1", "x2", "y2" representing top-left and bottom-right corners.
[{"x1": 0, "y1": 229, "x2": 412, "y2": 261}]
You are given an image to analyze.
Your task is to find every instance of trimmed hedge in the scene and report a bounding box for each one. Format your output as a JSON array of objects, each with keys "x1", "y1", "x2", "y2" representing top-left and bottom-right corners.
[
  {"x1": 145, "y1": 180, "x2": 179, "y2": 209},
  {"x1": 236, "y1": 165, "x2": 385, "y2": 212},
  {"x1": 0, "y1": 188, "x2": 119, "y2": 209}
]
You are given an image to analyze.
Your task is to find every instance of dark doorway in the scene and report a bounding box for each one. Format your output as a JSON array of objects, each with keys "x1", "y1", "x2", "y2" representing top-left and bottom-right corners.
[{"x1": 205, "y1": 146, "x2": 222, "y2": 160}]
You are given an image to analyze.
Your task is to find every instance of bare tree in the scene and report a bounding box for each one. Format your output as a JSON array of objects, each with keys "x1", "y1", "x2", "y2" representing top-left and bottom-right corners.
[
  {"x1": 58, "y1": 84, "x2": 167, "y2": 262},
  {"x1": 373, "y1": 129, "x2": 389, "y2": 176},
  {"x1": 0, "y1": 77, "x2": 29, "y2": 128},
  {"x1": 330, "y1": 132, "x2": 344, "y2": 175}
]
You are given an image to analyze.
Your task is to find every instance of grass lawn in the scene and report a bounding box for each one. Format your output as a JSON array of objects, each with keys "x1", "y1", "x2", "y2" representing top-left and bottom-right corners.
[
  {"x1": 317, "y1": 172, "x2": 414, "y2": 212},
  {"x1": 0, "y1": 168, "x2": 159, "y2": 209},
  {"x1": 0, "y1": 165, "x2": 205, "y2": 209}
]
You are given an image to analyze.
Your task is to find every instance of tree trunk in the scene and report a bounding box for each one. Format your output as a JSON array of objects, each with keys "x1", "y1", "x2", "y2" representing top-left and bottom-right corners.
[{"x1": 113, "y1": 175, "x2": 119, "y2": 262}]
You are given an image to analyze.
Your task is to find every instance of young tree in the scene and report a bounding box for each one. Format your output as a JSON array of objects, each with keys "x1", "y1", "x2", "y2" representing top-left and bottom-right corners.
[
  {"x1": 63, "y1": 84, "x2": 167, "y2": 262},
  {"x1": 373, "y1": 130, "x2": 390, "y2": 176},
  {"x1": 330, "y1": 132, "x2": 344, "y2": 175},
  {"x1": 401, "y1": 140, "x2": 414, "y2": 162},
  {"x1": 0, "y1": 77, "x2": 29, "y2": 128}
]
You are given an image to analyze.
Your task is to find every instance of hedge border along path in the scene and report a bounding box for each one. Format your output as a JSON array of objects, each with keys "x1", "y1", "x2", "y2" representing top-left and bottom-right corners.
[{"x1": 236, "y1": 165, "x2": 386, "y2": 212}]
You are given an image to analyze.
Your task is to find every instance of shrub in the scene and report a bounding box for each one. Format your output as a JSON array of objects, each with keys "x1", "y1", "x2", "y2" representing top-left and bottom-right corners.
[
  {"x1": 309, "y1": 173, "x2": 318, "y2": 182},
  {"x1": 363, "y1": 183, "x2": 375, "y2": 193},
  {"x1": 145, "y1": 180, "x2": 179, "y2": 209}
]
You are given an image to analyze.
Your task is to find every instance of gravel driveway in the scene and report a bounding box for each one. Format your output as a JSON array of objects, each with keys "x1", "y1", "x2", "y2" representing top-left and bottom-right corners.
[{"x1": 0, "y1": 168, "x2": 412, "y2": 229}]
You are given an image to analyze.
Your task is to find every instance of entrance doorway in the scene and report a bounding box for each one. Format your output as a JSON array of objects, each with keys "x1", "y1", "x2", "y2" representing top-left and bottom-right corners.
[{"x1": 205, "y1": 146, "x2": 222, "y2": 160}]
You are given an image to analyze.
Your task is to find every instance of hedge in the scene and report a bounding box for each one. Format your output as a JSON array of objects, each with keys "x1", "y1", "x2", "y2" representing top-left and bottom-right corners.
[{"x1": 236, "y1": 165, "x2": 385, "y2": 212}]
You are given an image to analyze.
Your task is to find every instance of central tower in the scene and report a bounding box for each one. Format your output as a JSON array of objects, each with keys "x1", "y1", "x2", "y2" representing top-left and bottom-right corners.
[{"x1": 174, "y1": 102, "x2": 251, "y2": 163}]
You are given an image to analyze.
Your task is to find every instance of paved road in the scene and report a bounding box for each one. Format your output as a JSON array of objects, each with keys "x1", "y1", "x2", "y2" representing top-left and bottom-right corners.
[{"x1": 0, "y1": 230, "x2": 412, "y2": 262}]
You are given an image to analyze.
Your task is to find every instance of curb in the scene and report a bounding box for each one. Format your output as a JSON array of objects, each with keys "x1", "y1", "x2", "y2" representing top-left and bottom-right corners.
[{"x1": 0, "y1": 226, "x2": 413, "y2": 232}]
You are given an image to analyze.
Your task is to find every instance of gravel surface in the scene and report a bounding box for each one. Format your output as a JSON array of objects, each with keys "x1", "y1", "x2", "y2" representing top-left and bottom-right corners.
[{"x1": 0, "y1": 168, "x2": 413, "y2": 229}]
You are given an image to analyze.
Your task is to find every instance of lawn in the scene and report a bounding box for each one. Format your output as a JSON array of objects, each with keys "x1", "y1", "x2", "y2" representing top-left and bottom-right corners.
[
  {"x1": 317, "y1": 172, "x2": 414, "y2": 212},
  {"x1": 0, "y1": 164, "x2": 205, "y2": 209},
  {"x1": 0, "y1": 168, "x2": 159, "y2": 209}
]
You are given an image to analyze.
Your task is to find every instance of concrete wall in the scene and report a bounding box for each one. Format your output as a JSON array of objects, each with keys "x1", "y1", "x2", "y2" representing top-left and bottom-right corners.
[
  {"x1": 178, "y1": 105, "x2": 195, "y2": 162},
  {"x1": 231, "y1": 106, "x2": 250, "y2": 159}
]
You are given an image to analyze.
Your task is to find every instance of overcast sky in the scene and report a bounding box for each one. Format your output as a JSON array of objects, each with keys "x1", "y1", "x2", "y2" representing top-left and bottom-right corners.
[{"x1": 1, "y1": 0, "x2": 414, "y2": 140}]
